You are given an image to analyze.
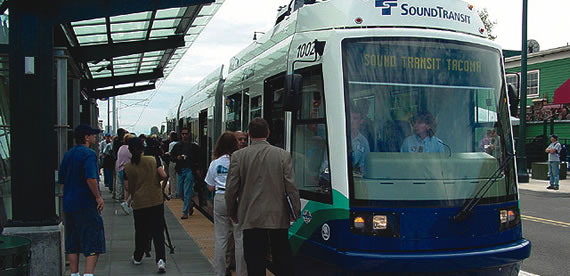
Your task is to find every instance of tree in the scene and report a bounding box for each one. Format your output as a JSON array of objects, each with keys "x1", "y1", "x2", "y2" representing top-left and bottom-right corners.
[
  {"x1": 478, "y1": 8, "x2": 497, "y2": 41},
  {"x1": 150, "y1": 126, "x2": 159, "y2": 135}
]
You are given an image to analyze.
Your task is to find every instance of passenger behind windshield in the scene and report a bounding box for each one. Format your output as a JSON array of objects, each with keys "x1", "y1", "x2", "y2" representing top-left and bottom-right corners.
[
  {"x1": 400, "y1": 111, "x2": 444, "y2": 153},
  {"x1": 350, "y1": 106, "x2": 371, "y2": 175}
]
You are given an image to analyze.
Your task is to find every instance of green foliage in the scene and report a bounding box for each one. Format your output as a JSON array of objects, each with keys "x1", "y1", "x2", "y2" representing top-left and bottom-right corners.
[
  {"x1": 150, "y1": 126, "x2": 159, "y2": 135},
  {"x1": 478, "y1": 8, "x2": 497, "y2": 41}
]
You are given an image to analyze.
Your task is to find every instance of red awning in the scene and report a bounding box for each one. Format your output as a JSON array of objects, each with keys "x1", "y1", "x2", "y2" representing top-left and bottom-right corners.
[{"x1": 553, "y1": 78, "x2": 570, "y2": 104}]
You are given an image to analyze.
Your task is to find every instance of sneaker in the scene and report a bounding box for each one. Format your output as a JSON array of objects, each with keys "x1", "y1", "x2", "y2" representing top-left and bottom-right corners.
[
  {"x1": 181, "y1": 213, "x2": 188, "y2": 219},
  {"x1": 120, "y1": 201, "x2": 130, "y2": 215},
  {"x1": 553, "y1": 186, "x2": 560, "y2": 190},
  {"x1": 157, "y1": 259, "x2": 166, "y2": 273},
  {"x1": 547, "y1": 186, "x2": 555, "y2": 190},
  {"x1": 188, "y1": 207, "x2": 194, "y2": 216},
  {"x1": 132, "y1": 256, "x2": 142, "y2": 265}
]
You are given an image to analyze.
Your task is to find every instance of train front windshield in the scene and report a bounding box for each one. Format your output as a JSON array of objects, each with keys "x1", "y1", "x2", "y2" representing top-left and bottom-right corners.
[{"x1": 341, "y1": 38, "x2": 517, "y2": 207}]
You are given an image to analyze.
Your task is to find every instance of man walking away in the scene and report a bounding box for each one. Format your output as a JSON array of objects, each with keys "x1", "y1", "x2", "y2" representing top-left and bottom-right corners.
[
  {"x1": 59, "y1": 124, "x2": 106, "y2": 276},
  {"x1": 226, "y1": 117, "x2": 301, "y2": 275},
  {"x1": 546, "y1": 134, "x2": 561, "y2": 190}
]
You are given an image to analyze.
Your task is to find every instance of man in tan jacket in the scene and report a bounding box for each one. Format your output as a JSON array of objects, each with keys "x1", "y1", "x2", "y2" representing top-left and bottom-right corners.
[{"x1": 226, "y1": 117, "x2": 301, "y2": 276}]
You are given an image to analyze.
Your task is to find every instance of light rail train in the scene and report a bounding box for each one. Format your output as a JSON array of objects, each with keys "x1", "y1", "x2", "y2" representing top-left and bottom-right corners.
[{"x1": 166, "y1": 0, "x2": 531, "y2": 274}]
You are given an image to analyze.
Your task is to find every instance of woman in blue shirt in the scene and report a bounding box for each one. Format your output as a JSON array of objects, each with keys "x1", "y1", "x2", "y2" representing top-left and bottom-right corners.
[{"x1": 400, "y1": 111, "x2": 444, "y2": 153}]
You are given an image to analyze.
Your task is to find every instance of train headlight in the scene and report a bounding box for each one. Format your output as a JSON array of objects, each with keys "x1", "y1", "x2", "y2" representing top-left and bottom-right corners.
[
  {"x1": 354, "y1": 216, "x2": 365, "y2": 229},
  {"x1": 499, "y1": 210, "x2": 508, "y2": 223},
  {"x1": 350, "y1": 212, "x2": 399, "y2": 237},
  {"x1": 499, "y1": 207, "x2": 520, "y2": 231},
  {"x1": 372, "y1": 215, "x2": 387, "y2": 230}
]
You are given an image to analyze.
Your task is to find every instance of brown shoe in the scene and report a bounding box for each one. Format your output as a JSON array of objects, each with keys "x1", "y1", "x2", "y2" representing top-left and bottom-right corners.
[{"x1": 181, "y1": 213, "x2": 188, "y2": 219}]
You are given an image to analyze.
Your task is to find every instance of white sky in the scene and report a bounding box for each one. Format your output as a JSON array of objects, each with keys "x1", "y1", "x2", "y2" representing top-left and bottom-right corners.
[{"x1": 98, "y1": 0, "x2": 570, "y2": 135}]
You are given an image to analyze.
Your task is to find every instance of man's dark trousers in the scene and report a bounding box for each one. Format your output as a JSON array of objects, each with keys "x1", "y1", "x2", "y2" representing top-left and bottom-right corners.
[{"x1": 243, "y1": 228, "x2": 293, "y2": 276}]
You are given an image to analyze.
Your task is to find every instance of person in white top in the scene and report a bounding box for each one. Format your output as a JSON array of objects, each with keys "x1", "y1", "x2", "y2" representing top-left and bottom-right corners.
[
  {"x1": 205, "y1": 131, "x2": 246, "y2": 276},
  {"x1": 545, "y1": 134, "x2": 562, "y2": 190}
]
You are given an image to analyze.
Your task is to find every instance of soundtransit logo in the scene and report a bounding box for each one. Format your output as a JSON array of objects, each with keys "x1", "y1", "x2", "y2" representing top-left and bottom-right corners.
[{"x1": 376, "y1": 0, "x2": 398, "y2": 15}]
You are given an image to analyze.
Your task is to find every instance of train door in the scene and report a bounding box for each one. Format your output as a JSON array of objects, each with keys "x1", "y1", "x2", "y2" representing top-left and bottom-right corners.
[{"x1": 264, "y1": 73, "x2": 286, "y2": 149}]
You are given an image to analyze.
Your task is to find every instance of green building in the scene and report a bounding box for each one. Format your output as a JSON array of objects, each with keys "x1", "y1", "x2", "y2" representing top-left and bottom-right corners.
[{"x1": 505, "y1": 45, "x2": 570, "y2": 144}]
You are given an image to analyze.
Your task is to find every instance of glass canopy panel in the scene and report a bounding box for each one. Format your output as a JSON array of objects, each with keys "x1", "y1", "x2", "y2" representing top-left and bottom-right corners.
[
  {"x1": 150, "y1": 29, "x2": 176, "y2": 38},
  {"x1": 192, "y1": 16, "x2": 212, "y2": 26},
  {"x1": 155, "y1": 8, "x2": 185, "y2": 19},
  {"x1": 110, "y1": 11, "x2": 152, "y2": 23},
  {"x1": 111, "y1": 31, "x2": 146, "y2": 42},
  {"x1": 71, "y1": 18, "x2": 106, "y2": 27},
  {"x1": 187, "y1": 26, "x2": 205, "y2": 35},
  {"x1": 111, "y1": 21, "x2": 148, "y2": 32},
  {"x1": 152, "y1": 19, "x2": 179, "y2": 29},
  {"x1": 114, "y1": 63, "x2": 138, "y2": 69},
  {"x1": 77, "y1": 34, "x2": 108, "y2": 44},
  {"x1": 140, "y1": 69, "x2": 154, "y2": 74},
  {"x1": 114, "y1": 54, "x2": 141, "y2": 60},
  {"x1": 73, "y1": 25, "x2": 107, "y2": 36},
  {"x1": 142, "y1": 56, "x2": 161, "y2": 62},
  {"x1": 144, "y1": 51, "x2": 164, "y2": 57},
  {"x1": 141, "y1": 61, "x2": 160, "y2": 67}
]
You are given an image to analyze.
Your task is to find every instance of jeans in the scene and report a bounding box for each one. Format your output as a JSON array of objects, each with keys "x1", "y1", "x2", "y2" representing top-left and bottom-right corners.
[
  {"x1": 178, "y1": 168, "x2": 194, "y2": 214},
  {"x1": 549, "y1": 161, "x2": 560, "y2": 187},
  {"x1": 103, "y1": 168, "x2": 113, "y2": 190}
]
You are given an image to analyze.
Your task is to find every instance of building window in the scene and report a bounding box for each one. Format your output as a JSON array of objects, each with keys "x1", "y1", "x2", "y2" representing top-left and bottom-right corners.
[
  {"x1": 506, "y1": 74, "x2": 519, "y2": 91},
  {"x1": 527, "y1": 70, "x2": 539, "y2": 97}
]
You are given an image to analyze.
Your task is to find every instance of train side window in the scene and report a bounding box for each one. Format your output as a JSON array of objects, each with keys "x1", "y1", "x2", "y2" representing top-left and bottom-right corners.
[
  {"x1": 225, "y1": 92, "x2": 242, "y2": 131},
  {"x1": 291, "y1": 65, "x2": 332, "y2": 203}
]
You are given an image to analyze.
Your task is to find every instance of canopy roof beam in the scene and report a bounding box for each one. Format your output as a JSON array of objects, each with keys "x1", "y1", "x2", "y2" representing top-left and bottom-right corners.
[
  {"x1": 87, "y1": 84, "x2": 156, "y2": 99},
  {"x1": 72, "y1": 35, "x2": 185, "y2": 63},
  {"x1": 84, "y1": 69, "x2": 163, "y2": 89}
]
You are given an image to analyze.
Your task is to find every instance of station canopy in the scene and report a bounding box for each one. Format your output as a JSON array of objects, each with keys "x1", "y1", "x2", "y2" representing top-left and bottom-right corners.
[{"x1": 62, "y1": 0, "x2": 224, "y2": 99}]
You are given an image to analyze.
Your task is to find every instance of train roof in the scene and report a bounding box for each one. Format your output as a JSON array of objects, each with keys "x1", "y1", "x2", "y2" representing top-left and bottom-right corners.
[{"x1": 228, "y1": 0, "x2": 488, "y2": 73}]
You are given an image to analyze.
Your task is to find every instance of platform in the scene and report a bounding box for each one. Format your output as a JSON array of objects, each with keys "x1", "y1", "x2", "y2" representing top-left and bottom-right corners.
[{"x1": 66, "y1": 191, "x2": 215, "y2": 275}]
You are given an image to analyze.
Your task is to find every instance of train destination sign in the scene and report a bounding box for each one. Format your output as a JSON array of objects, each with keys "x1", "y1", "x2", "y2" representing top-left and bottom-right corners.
[
  {"x1": 343, "y1": 38, "x2": 500, "y2": 88},
  {"x1": 363, "y1": 54, "x2": 482, "y2": 73}
]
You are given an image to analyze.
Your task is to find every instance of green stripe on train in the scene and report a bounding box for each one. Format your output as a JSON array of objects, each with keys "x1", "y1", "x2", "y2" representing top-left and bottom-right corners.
[{"x1": 288, "y1": 190, "x2": 349, "y2": 254}]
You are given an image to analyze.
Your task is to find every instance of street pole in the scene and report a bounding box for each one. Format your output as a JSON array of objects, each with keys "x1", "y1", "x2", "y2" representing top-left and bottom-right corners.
[
  {"x1": 517, "y1": 0, "x2": 529, "y2": 183},
  {"x1": 107, "y1": 99, "x2": 110, "y2": 134}
]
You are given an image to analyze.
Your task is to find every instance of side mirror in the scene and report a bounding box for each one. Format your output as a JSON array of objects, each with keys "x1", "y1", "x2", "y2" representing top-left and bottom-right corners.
[
  {"x1": 283, "y1": 74, "x2": 302, "y2": 111},
  {"x1": 507, "y1": 83, "x2": 519, "y2": 117}
]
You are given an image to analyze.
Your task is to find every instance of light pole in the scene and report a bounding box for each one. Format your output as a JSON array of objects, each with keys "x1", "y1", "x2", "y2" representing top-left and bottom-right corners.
[{"x1": 517, "y1": 0, "x2": 529, "y2": 183}]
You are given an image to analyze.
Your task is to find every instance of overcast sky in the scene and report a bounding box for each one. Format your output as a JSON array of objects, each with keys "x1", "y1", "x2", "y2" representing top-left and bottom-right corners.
[{"x1": 97, "y1": 0, "x2": 570, "y2": 135}]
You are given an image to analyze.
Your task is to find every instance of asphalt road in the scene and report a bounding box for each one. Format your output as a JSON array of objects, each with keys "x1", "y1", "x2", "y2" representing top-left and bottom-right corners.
[{"x1": 519, "y1": 189, "x2": 570, "y2": 276}]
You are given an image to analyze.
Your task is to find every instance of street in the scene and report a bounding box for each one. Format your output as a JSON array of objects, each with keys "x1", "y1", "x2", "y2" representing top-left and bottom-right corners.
[{"x1": 519, "y1": 188, "x2": 570, "y2": 276}]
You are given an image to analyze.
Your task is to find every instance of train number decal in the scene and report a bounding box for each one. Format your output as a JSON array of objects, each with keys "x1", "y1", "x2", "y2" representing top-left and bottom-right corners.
[{"x1": 296, "y1": 41, "x2": 316, "y2": 58}]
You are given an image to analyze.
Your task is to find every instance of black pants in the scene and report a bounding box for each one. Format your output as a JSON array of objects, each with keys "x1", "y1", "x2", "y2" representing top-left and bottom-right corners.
[
  {"x1": 243, "y1": 228, "x2": 294, "y2": 276},
  {"x1": 133, "y1": 204, "x2": 166, "y2": 262}
]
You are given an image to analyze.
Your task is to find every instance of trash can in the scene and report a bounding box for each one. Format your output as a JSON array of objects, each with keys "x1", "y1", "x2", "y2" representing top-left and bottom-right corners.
[
  {"x1": 0, "y1": 235, "x2": 31, "y2": 276},
  {"x1": 531, "y1": 162, "x2": 549, "y2": 180}
]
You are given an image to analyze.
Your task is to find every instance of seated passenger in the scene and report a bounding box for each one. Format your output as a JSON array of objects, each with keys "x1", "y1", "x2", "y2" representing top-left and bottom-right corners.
[{"x1": 400, "y1": 111, "x2": 444, "y2": 153}]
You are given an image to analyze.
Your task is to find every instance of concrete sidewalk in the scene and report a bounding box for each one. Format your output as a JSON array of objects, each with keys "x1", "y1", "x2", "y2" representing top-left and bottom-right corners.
[
  {"x1": 69, "y1": 192, "x2": 215, "y2": 275},
  {"x1": 519, "y1": 176, "x2": 570, "y2": 193}
]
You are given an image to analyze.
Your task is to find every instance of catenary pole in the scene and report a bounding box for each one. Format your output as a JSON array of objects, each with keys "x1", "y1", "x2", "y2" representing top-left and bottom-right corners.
[{"x1": 517, "y1": 0, "x2": 529, "y2": 182}]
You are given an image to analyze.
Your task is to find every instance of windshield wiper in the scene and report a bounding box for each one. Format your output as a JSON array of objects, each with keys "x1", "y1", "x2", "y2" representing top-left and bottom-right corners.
[{"x1": 453, "y1": 153, "x2": 515, "y2": 222}]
